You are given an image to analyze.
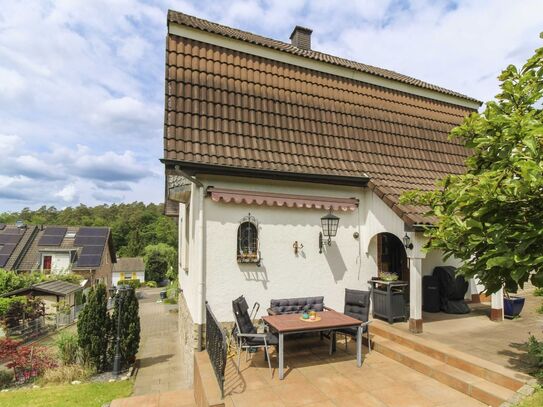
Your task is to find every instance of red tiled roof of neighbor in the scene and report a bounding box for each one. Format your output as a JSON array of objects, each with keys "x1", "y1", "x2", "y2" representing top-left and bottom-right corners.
[{"x1": 164, "y1": 10, "x2": 480, "y2": 225}]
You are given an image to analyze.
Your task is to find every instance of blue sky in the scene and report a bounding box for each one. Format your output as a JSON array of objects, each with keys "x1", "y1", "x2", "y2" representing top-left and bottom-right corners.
[{"x1": 0, "y1": 0, "x2": 541, "y2": 212}]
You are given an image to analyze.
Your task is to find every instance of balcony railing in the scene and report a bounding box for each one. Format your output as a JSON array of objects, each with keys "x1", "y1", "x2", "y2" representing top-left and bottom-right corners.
[{"x1": 205, "y1": 302, "x2": 227, "y2": 398}]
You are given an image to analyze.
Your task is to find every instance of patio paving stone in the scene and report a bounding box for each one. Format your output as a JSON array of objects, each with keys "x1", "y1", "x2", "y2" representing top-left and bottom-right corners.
[{"x1": 223, "y1": 335, "x2": 486, "y2": 407}]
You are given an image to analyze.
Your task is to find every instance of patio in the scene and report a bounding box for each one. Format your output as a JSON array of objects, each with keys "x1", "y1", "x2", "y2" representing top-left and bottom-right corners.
[
  {"x1": 222, "y1": 335, "x2": 486, "y2": 407},
  {"x1": 391, "y1": 286, "x2": 543, "y2": 375}
]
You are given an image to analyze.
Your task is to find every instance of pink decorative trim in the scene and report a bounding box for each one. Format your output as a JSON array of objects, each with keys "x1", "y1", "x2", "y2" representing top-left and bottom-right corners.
[{"x1": 207, "y1": 187, "x2": 358, "y2": 211}]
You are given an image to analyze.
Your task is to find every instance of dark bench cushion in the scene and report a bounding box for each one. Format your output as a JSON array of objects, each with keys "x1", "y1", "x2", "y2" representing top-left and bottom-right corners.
[{"x1": 269, "y1": 296, "x2": 324, "y2": 315}]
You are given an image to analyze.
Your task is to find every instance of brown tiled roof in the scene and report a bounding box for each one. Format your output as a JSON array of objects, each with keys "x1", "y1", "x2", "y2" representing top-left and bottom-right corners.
[
  {"x1": 164, "y1": 12, "x2": 478, "y2": 225},
  {"x1": 113, "y1": 257, "x2": 145, "y2": 273},
  {"x1": 167, "y1": 11, "x2": 480, "y2": 105}
]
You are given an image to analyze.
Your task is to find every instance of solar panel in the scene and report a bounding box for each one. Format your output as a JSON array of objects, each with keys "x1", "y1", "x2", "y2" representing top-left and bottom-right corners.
[
  {"x1": 76, "y1": 254, "x2": 103, "y2": 267},
  {"x1": 0, "y1": 244, "x2": 14, "y2": 255},
  {"x1": 43, "y1": 227, "x2": 67, "y2": 236},
  {"x1": 80, "y1": 245, "x2": 104, "y2": 255},
  {"x1": 0, "y1": 229, "x2": 24, "y2": 266},
  {"x1": 74, "y1": 235, "x2": 106, "y2": 246},
  {"x1": 0, "y1": 254, "x2": 10, "y2": 267},
  {"x1": 76, "y1": 227, "x2": 108, "y2": 237},
  {"x1": 73, "y1": 227, "x2": 109, "y2": 268},
  {"x1": 0, "y1": 234, "x2": 21, "y2": 244},
  {"x1": 39, "y1": 235, "x2": 64, "y2": 246}
]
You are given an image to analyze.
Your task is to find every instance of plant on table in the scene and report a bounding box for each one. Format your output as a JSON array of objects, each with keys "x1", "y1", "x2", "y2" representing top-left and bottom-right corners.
[
  {"x1": 378, "y1": 271, "x2": 399, "y2": 282},
  {"x1": 401, "y1": 36, "x2": 543, "y2": 295}
]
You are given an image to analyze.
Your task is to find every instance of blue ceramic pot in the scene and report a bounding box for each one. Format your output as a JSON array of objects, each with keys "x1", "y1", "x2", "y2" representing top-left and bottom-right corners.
[{"x1": 504, "y1": 296, "x2": 525, "y2": 319}]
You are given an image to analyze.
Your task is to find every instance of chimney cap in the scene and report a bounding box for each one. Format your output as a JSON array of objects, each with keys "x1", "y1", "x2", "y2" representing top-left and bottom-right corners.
[{"x1": 289, "y1": 25, "x2": 313, "y2": 40}]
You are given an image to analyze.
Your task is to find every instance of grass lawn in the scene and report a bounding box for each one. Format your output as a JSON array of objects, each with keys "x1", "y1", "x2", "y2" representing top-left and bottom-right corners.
[
  {"x1": 0, "y1": 380, "x2": 132, "y2": 407},
  {"x1": 517, "y1": 387, "x2": 543, "y2": 406}
]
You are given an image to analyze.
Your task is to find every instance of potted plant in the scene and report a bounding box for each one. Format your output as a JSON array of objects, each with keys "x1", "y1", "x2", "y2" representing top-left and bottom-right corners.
[{"x1": 503, "y1": 290, "x2": 525, "y2": 319}]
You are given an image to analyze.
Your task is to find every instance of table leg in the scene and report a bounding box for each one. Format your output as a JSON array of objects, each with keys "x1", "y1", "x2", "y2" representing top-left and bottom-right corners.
[
  {"x1": 279, "y1": 333, "x2": 284, "y2": 380},
  {"x1": 357, "y1": 325, "x2": 362, "y2": 367}
]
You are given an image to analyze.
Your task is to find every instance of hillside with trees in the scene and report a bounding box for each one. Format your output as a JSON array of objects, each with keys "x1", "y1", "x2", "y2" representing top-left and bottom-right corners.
[{"x1": 0, "y1": 203, "x2": 178, "y2": 282}]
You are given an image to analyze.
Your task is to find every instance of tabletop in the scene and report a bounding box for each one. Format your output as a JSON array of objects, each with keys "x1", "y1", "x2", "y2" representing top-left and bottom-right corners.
[{"x1": 263, "y1": 310, "x2": 362, "y2": 333}]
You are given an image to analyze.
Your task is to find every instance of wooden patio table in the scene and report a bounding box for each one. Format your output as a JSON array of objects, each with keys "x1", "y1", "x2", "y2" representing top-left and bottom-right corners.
[{"x1": 262, "y1": 310, "x2": 364, "y2": 380}]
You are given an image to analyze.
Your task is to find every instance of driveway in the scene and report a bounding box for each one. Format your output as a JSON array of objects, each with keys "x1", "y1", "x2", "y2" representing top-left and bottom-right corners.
[{"x1": 133, "y1": 287, "x2": 189, "y2": 396}]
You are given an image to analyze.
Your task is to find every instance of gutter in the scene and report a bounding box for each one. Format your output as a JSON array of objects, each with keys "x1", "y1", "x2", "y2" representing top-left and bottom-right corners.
[{"x1": 162, "y1": 159, "x2": 370, "y2": 187}]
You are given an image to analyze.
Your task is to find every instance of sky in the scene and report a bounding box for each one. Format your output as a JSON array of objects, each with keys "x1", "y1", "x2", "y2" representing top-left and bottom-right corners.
[{"x1": 0, "y1": 0, "x2": 541, "y2": 212}]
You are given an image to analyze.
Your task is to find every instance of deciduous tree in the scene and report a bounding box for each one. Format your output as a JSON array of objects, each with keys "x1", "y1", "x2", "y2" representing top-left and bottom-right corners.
[{"x1": 402, "y1": 39, "x2": 543, "y2": 294}]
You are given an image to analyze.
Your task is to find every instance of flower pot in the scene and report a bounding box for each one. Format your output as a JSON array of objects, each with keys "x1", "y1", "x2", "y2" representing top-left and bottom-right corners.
[{"x1": 503, "y1": 296, "x2": 525, "y2": 319}]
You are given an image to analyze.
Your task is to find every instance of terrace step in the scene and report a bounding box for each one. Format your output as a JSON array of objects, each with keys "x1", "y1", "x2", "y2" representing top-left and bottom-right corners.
[
  {"x1": 372, "y1": 336, "x2": 514, "y2": 406},
  {"x1": 370, "y1": 321, "x2": 532, "y2": 406},
  {"x1": 371, "y1": 320, "x2": 531, "y2": 391}
]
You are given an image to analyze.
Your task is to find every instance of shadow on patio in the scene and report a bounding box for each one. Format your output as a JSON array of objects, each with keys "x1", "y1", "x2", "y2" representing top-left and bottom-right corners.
[{"x1": 222, "y1": 335, "x2": 485, "y2": 407}]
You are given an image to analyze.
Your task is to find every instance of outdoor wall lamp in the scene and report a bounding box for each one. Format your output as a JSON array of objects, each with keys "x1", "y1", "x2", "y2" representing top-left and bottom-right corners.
[
  {"x1": 403, "y1": 233, "x2": 414, "y2": 250},
  {"x1": 319, "y1": 210, "x2": 340, "y2": 253}
]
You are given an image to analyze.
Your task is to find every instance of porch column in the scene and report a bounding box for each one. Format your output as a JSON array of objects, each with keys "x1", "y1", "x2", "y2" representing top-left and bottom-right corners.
[
  {"x1": 409, "y1": 257, "x2": 423, "y2": 333},
  {"x1": 490, "y1": 287, "x2": 504, "y2": 321}
]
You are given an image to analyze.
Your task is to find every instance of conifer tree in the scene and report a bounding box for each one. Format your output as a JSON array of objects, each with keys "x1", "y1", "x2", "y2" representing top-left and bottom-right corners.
[
  {"x1": 77, "y1": 284, "x2": 111, "y2": 372},
  {"x1": 110, "y1": 287, "x2": 140, "y2": 369}
]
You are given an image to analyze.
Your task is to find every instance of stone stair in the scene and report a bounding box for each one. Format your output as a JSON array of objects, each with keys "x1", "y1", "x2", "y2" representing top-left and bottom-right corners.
[{"x1": 370, "y1": 320, "x2": 533, "y2": 406}]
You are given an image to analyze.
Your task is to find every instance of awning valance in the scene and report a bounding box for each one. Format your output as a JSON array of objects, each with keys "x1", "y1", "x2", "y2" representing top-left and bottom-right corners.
[{"x1": 207, "y1": 187, "x2": 358, "y2": 211}]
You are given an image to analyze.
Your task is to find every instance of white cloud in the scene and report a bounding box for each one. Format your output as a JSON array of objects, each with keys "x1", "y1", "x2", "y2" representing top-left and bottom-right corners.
[
  {"x1": 55, "y1": 184, "x2": 78, "y2": 202},
  {"x1": 0, "y1": 134, "x2": 22, "y2": 155},
  {"x1": 0, "y1": 0, "x2": 541, "y2": 211}
]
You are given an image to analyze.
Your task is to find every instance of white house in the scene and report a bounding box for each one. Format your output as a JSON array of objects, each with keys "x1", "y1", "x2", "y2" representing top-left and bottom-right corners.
[
  {"x1": 112, "y1": 257, "x2": 145, "y2": 286},
  {"x1": 162, "y1": 10, "x2": 500, "y2": 376}
]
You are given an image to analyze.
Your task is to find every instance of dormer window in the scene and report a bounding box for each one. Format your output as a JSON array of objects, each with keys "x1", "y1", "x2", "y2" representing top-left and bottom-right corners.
[{"x1": 237, "y1": 214, "x2": 259, "y2": 263}]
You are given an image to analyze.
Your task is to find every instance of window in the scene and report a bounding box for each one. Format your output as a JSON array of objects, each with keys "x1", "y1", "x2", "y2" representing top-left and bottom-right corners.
[{"x1": 237, "y1": 214, "x2": 259, "y2": 263}]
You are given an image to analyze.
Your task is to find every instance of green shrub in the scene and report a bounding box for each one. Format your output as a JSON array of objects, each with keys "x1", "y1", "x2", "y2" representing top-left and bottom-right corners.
[
  {"x1": 145, "y1": 281, "x2": 157, "y2": 288},
  {"x1": 535, "y1": 288, "x2": 543, "y2": 297},
  {"x1": 537, "y1": 303, "x2": 543, "y2": 315},
  {"x1": 55, "y1": 331, "x2": 79, "y2": 365},
  {"x1": 528, "y1": 335, "x2": 543, "y2": 380},
  {"x1": 118, "y1": 279, "x2": 140, "y2": 289},
  {"x1": 0, "y1": 370, "x2": 13, "y2": 389},
  {"x1": 40, "y1": 364, "x2": 94, "y2": 385}
]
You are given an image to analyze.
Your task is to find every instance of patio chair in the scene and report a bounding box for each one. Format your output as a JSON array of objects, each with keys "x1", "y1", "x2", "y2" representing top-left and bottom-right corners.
[
  {"x1": 336, "y1": 288, "x2": 372, "y2": 353},
  {"x1": 232, "y1": 295, "x2": 278, "y2": 377}
]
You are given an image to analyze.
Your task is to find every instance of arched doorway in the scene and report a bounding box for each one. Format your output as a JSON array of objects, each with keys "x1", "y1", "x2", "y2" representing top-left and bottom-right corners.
[{"x1": 377, "y1": 232, "x2": 409, "y2": 283}]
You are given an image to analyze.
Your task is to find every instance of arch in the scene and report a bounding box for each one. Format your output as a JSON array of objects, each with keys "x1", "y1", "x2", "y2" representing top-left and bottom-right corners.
[{"x1": 368, "y1": 232, "x2": 409, "y2": 282}]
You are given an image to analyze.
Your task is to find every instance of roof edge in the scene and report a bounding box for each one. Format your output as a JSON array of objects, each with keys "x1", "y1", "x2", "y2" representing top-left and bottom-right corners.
[
  {"x1": 162, "y1": 159, "x2": 370, "y2": 187},
  {"x1": 167, "y1": 10, "x2": 482, "y2": 109}
]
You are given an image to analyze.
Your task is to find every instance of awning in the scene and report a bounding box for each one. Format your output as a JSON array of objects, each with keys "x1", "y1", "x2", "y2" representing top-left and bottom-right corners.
[{"x1": 207, "y1": 187, "x2": 358, "y2": 211}]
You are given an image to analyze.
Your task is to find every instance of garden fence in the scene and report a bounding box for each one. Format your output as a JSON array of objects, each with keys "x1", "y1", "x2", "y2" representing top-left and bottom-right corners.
[{"x1": 5, "y1": 316, "x2": 48, "y2": 342}]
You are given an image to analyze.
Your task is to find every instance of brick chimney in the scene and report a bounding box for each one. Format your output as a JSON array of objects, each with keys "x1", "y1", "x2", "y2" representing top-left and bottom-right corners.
[{"x1": 289, "y1": 26, "x2": 312, "y2": 50}]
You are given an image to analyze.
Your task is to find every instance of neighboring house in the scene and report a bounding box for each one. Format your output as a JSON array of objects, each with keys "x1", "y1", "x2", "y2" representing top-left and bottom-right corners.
[
  {"x1": 0, "y1": 223, "x2": 116, "y2": 287},
  {"x1": 162, "y1": 10, "x2": 496, "y2": 373},
  {"x1": 0, "y1": 280, "x2": 83, "y2": 317},
  {"x1": 112, "y1": 257, "x2": 145, "y2": 286}
]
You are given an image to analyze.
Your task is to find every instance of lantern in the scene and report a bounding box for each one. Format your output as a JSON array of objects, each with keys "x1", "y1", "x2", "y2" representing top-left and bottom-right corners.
[{"x1": 319, "y1": 210, "x2": 340, "y2": 253}]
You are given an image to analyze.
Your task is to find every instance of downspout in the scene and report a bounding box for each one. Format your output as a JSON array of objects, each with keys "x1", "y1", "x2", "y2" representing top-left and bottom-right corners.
[{"x1": 196, "y1": 183, "x2": 206, "y2": 351}]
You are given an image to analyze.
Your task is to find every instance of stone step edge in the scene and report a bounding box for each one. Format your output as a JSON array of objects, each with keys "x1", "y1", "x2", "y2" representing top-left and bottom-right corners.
[
  {"x1": 372, "y1": 336, "x2": 516, "y2": 407},
  {"x1": 370, "y1": 320, "x2": 530, "y2": 391}
]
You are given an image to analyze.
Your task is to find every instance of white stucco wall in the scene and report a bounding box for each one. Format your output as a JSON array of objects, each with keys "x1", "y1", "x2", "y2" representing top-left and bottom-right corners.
[
  {"x1": 40, "y1": 252, "x2": 71, "y2": 274},
  {"x1": 174, "y1": 175, "x2": 459, "y2": 324},
  {"x1": 112, "y1": 271, "x2": 145, "y2": 286}
]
